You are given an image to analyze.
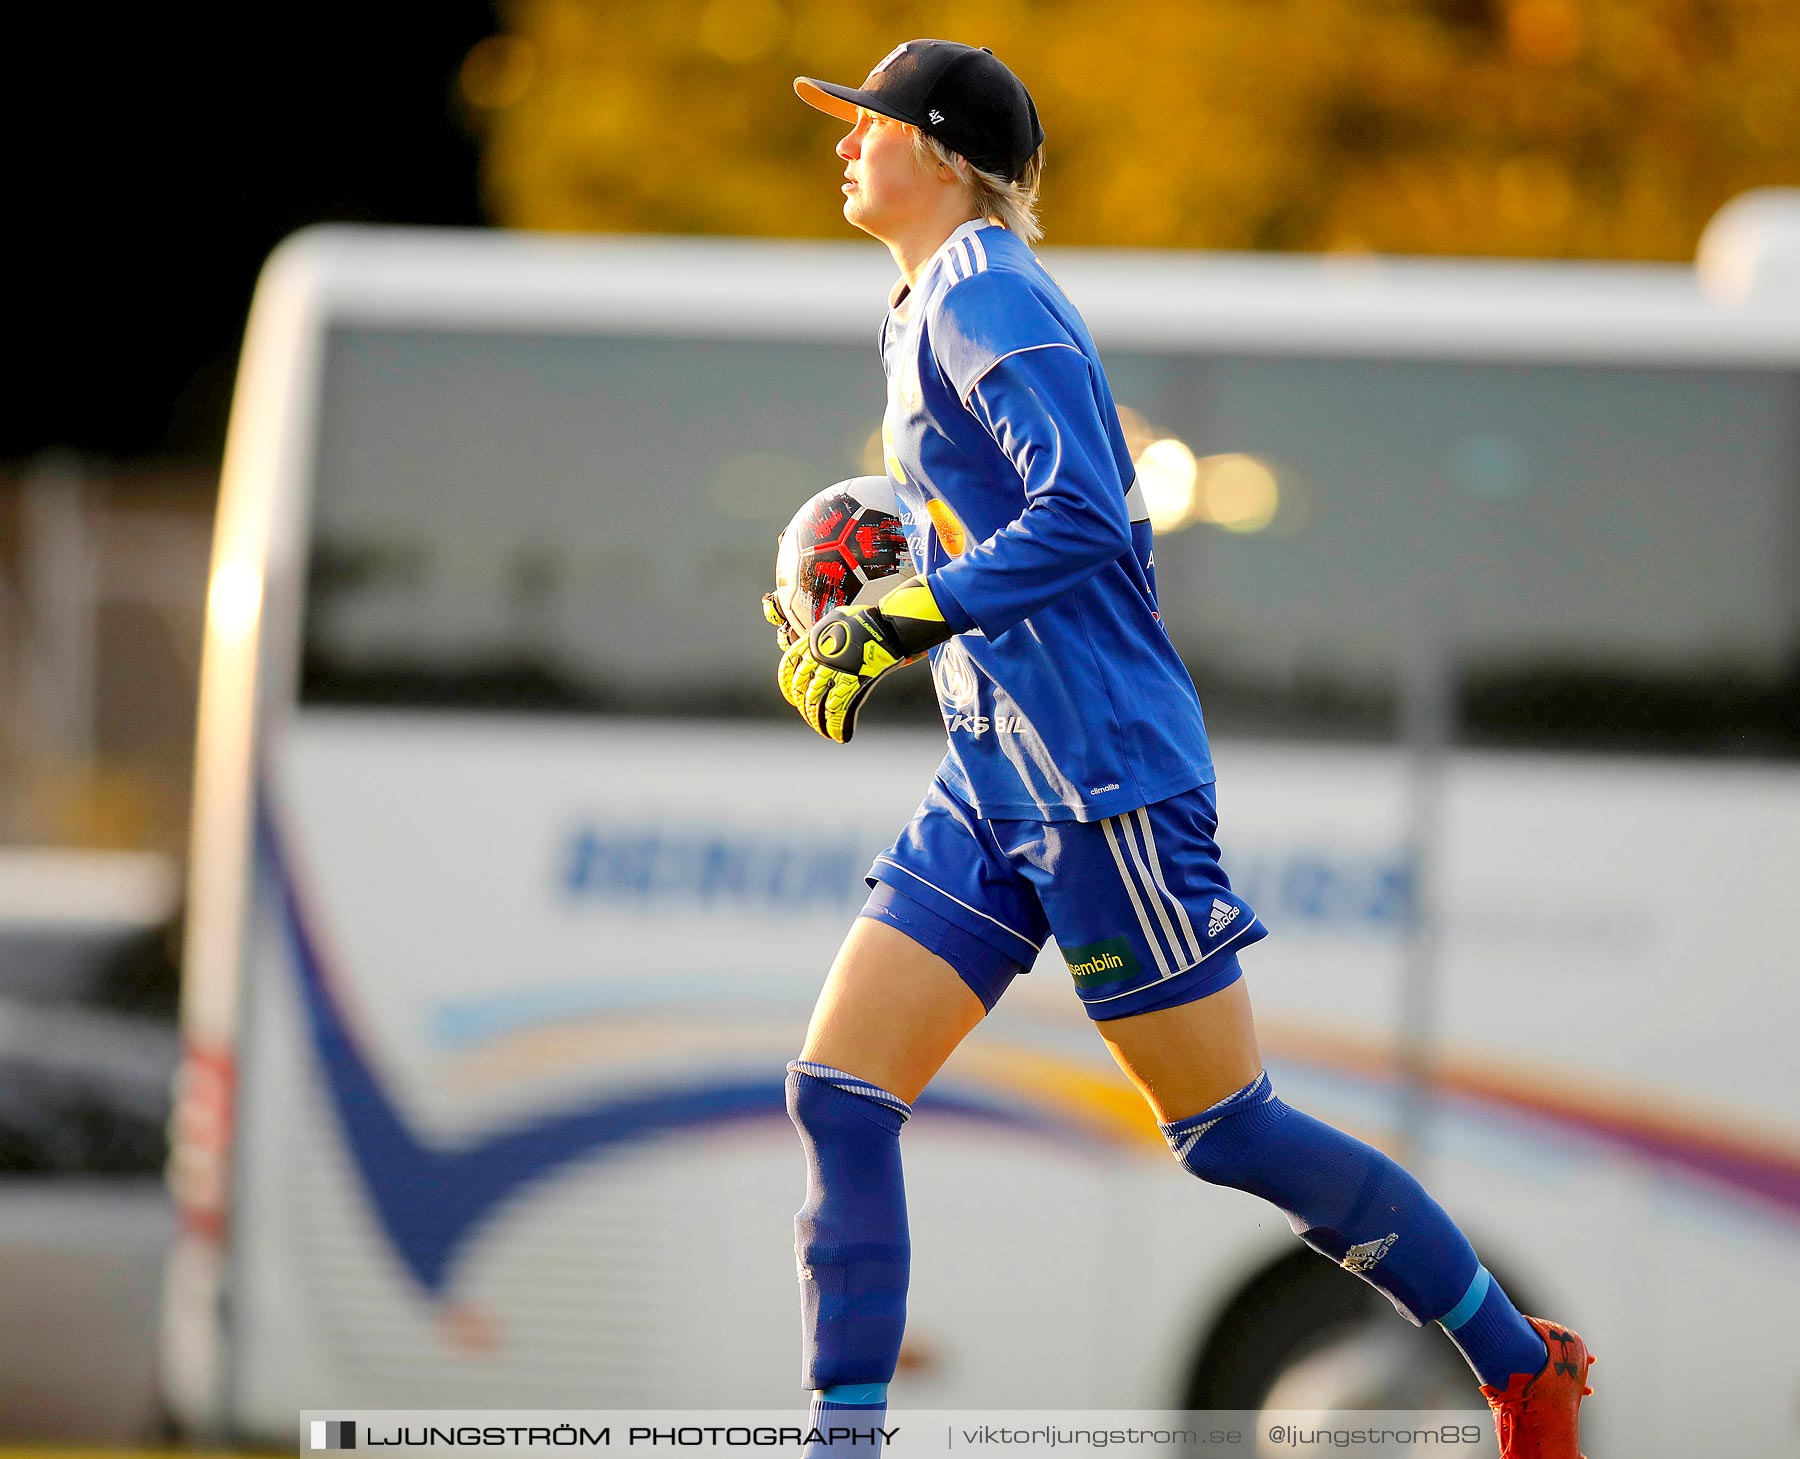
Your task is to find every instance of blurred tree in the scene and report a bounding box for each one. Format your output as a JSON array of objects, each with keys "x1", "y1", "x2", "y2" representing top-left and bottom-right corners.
[
  {"x1": 9, "y1": 2, "x2": 494, "y2": 461},
  {"x1": 469, "y1": 0, "x2": 1799, "y2": 258}
]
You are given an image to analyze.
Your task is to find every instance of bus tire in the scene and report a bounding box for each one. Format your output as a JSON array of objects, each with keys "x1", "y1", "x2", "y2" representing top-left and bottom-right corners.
[{"x1": 1181, "y1": 1249, "x2": 1490, "y2": 1412}]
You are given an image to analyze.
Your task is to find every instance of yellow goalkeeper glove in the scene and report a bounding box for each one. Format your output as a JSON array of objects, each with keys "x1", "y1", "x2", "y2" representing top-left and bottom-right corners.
[
  {"x1": 778, "y1": 576, "x2": 953, "y2": 744},
  {"x1": 762, "y1": 591, "x2": 797, "y2": 650}
]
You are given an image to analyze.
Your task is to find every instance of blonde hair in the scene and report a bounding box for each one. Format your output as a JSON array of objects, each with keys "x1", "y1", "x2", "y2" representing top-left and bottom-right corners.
[{"x1": 911, "y1": 128, "x2": 1045, "y2": 246}]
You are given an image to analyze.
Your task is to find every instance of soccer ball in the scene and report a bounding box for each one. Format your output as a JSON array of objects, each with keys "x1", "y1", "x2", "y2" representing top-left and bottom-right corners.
[{"x1": 774, "y1": 476, "x2": 911, "y2": 638}]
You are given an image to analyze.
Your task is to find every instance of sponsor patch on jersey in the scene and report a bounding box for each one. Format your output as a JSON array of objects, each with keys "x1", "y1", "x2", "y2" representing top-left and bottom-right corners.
[
  {"x1": 926, "y1": 497, "x2": 968, "y2": 556},
  {"x1": 946, "y1": 711, "x2": 1026, "y2": 735},
  {"x1": 1061, "y1": 936, "x2": 1141, "y2": 991},
  {"x1": 934, "y1": 637, "x2": 980, "y2": 709}
]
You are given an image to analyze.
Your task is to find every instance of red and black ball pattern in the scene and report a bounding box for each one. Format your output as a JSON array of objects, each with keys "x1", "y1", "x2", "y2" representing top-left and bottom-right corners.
[{"x1": 794, "y1": 491, "x2": 909, "y2": 626}]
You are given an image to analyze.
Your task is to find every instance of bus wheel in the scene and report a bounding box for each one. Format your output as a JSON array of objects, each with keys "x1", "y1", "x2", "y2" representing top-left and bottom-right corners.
[{"x1": 1182, "y1": 1250, "x2": 1486, "y2": 1412}]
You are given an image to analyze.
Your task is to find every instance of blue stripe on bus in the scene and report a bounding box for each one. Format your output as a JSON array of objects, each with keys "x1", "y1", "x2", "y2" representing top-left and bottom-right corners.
[{"x1": 258, "y1": 794, "x2": 1070, "y2": 1298}]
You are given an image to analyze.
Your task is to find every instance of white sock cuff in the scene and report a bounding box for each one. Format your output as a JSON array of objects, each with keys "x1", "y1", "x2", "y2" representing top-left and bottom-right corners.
[{"x1": 787, "y1": 1060, "x2": 913, "y2": 1121}]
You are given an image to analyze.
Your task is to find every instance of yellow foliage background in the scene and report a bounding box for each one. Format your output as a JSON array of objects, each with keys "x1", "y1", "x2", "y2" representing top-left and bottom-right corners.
[{"x1": 464, "y1": 0, "x2": 1799, "y2": 258}]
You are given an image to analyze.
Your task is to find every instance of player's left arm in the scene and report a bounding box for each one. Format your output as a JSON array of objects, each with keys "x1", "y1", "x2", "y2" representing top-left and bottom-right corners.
[{"x1": 778, "y1": 339, "x2": 1128, "y2": 744}]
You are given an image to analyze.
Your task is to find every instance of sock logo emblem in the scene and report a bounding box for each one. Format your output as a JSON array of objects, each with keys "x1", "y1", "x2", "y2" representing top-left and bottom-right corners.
[{"x1": 1341, "y1": 1232, "x2": 1400, "y2": 1273}]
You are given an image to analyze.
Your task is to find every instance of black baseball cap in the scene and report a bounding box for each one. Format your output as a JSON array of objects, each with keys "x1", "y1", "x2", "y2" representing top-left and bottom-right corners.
[{"x1": 795, "y1": 39, "x2": 1044, "y2": 183}]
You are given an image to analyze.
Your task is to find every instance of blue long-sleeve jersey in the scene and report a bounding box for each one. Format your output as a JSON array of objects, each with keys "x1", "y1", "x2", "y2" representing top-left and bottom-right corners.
[{"x1": 880, "y1": 220, "x2": 1215, "y2": 821}]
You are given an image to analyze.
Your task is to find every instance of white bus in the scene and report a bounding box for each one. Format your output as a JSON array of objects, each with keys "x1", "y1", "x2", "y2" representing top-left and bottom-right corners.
[{"x1": 165, "y1": 200, "x2": 1800, "y2": 1453}]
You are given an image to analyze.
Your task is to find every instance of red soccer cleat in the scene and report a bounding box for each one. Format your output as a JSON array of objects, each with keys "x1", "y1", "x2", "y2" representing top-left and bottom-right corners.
[{"x1": 1480, "y1": 1315, "x2": 1596, "y2": 1459}]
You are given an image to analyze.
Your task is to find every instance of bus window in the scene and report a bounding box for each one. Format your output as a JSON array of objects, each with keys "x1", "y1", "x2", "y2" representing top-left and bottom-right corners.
[
  {"x1": 302, "y1": 326, "x2": 1799, "y2": 754},
  {"x1": 303, "y1": 329, "x2": 882, "y2": 716}
]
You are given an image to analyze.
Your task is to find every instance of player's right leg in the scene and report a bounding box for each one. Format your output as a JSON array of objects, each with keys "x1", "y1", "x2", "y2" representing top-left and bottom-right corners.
[
  {"x1": 1103, "y1": 984, "x2": 1594, "y2": 1457},
  {"x1": 1014, "y1": 786, "x2": 1593, "y2": 1457}
]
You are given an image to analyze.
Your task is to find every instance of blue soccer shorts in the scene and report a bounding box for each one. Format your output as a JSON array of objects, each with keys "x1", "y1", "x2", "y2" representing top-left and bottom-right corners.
[{"x1": 860, "y1": 776, "x2": 1267, "y2": 1022}]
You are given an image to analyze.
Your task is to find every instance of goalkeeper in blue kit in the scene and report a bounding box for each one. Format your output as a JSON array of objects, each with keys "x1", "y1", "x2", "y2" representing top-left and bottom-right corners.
[{"x1": 770, "y1": 39, "x2": 1593, "y2": 1459}]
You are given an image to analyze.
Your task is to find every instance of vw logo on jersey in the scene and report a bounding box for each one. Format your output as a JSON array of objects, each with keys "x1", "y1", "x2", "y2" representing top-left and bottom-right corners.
[{"x1": 934, "y1": 636, "x2": 980, "y2": 709}]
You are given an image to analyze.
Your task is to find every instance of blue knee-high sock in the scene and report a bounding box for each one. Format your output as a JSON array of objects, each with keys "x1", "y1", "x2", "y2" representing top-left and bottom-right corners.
[
  {"x1": 1438, "y1": 1265, "x2": 1550, "y2": 1390},
  {"x1": 787, "y1": 1060, "x2": 910, "y2": 1438},
  {"x1": 1161, "y1": 1071, "x2": 1547, "y2": 1388}
]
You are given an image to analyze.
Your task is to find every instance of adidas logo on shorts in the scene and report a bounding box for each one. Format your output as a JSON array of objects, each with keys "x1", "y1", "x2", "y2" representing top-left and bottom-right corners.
[{"x1": 1207, "y1": 899, "x2": 1239, "y2": 937}]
